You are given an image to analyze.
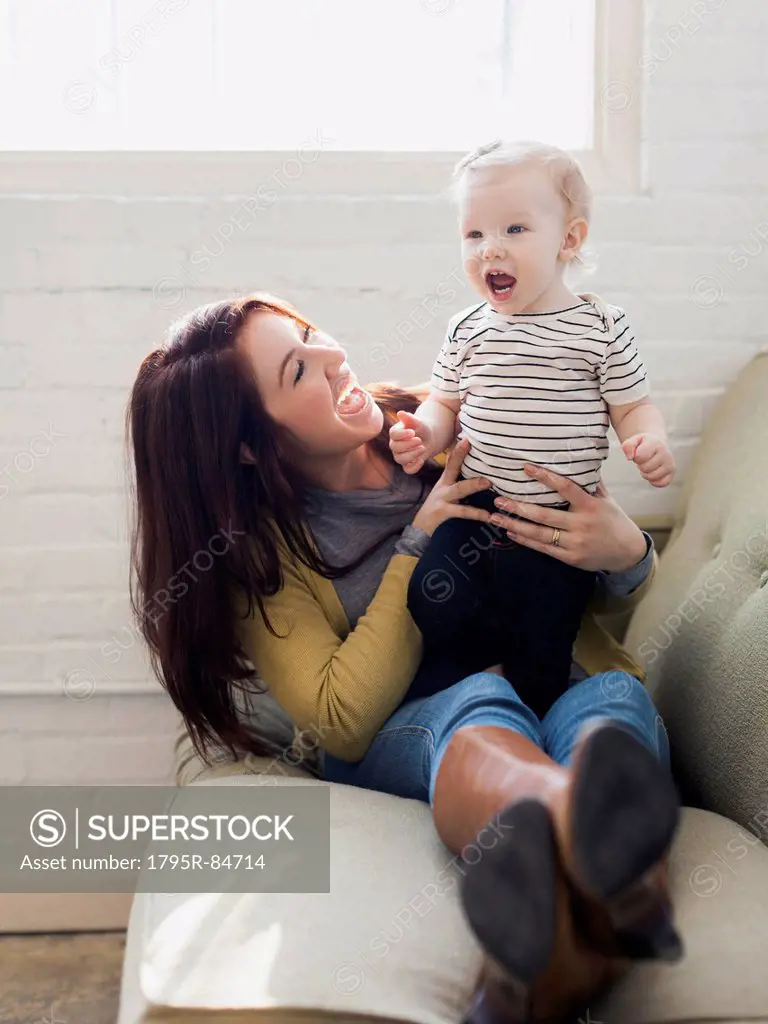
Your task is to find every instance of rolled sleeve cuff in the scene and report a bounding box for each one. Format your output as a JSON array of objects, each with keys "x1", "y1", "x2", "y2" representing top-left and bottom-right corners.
[
  {"x1": 395, "y1": 524, "x2": 431, "y2": 559},
  {"x1": 599, "y1": 531, "x2": 654, "y2": 598}
]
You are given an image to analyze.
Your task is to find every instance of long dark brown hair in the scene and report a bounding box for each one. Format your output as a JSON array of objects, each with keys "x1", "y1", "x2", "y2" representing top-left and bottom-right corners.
[{"x1": 128, "y1": 293, "x2": 436, "y2": 764}]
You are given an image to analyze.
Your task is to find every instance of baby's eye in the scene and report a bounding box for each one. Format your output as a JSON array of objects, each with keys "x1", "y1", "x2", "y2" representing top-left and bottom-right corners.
[
  {"x1": 466, "y1": 230, "x2": 483, "y2": 239},
  {"x1": 507, "y1": 225, "x2": 525, "y2": 235}
]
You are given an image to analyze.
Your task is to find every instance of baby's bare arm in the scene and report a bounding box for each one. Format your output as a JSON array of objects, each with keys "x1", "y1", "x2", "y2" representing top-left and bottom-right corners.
[
  {"x1": 610, "y1": 397, "x2": 667, "y2": 444},
  {"x1": 416, "y1": 391, "x2": 461, "y2": 456},
  {"x1": 610, "y1": 398, "x2": 676, "y2": 488},
  {"x1": 389, "y1": 391, "x2": 461, "y2": 474}
]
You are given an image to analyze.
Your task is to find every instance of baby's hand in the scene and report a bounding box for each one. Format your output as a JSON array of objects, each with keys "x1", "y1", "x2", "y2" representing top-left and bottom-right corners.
[
  {"x1": 621, "y1": 433, "x2": 676, "y2": 488},
  {"x1": 389, "y1": 411, "x2": 434, "y2": 475}
]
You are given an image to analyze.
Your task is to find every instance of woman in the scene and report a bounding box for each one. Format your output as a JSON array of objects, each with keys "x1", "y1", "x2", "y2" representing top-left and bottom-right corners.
[{"x1": 129, "y1": 294, "x2": 682, "y2": 1023}]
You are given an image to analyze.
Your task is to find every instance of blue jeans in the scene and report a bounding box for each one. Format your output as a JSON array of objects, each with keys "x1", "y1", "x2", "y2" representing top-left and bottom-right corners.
[{"x1": 324, "y1": 670, "x2": 670, "y2": 804}]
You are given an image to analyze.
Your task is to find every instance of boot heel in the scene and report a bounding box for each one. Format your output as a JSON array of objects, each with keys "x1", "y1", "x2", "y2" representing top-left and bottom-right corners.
[
  {"x1": 462, "y1": 969, "x2": 530, "y2": 1024},
  {"x1": 461, "y1": 799, "x2": 557, "y2": 996},
  {"x1": 605, "y1": 874, "x2": 683, "y2": 961},
  {"x1": 570, "y1": 724, "x2": 684, "y2": 961}
]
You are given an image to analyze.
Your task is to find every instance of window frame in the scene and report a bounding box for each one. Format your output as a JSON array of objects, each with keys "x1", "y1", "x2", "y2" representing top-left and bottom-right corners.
[
  {"x1": 0, "y1": 0, "x2": 642, "y2": 196},
  {"x1": 588, "y1": 0, "x2": 644, "y2": 194}
]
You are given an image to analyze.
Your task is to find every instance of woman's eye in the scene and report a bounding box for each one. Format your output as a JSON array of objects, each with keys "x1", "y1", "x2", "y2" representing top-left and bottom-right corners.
[
  {"x1": 507, "y1": 225, "x2": 525, "y2": 235},
  {"x1": 293, "y1": 359, "x2": 306, "y2": 385}
]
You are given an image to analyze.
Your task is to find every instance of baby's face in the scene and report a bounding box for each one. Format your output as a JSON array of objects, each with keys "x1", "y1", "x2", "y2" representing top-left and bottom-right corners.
[{"x1": 458, "y1": 162, "x2": 572, "y2": 314}]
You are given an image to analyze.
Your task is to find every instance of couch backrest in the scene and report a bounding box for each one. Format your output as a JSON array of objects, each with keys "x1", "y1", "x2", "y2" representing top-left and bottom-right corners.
[{"x1": 625, "y1": 352, "x2": 768, "y2": 837}]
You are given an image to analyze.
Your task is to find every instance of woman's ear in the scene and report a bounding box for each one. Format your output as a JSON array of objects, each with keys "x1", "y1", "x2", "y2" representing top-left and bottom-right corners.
[
  {"x1": 240, "y1": 442, "x2": 256, "y2": 465},
  {"x1": 559, "y1": 217, "x2": 588, "y2": 263}
]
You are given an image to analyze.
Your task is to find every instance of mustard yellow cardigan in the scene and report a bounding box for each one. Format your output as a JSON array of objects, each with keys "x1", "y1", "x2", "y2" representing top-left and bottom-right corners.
[{"x1": 238, "y1": 533, "x2": 653, "y2": 763}]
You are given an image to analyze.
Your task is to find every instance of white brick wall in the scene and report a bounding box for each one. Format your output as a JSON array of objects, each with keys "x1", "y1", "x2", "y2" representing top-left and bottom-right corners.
[
  {"x1": 1, "y1": 0, "x2": 767, "y2": 784},
  {"x1": 0, "y1": 693, "x2": 178, "y2": 785}
]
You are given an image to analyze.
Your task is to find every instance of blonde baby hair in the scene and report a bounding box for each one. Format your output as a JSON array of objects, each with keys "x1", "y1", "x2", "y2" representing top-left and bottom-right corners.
[{"x1": 452, "y1": 140, "x2": 594, "y2": 269}]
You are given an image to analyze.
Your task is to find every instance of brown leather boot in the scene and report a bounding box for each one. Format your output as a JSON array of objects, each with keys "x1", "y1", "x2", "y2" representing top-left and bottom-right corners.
[
  {"x1": 459, "y1": 799, "x2": 629, "y2": 1023},
  {"x1": 547, "y1": 722, "x2": 682, "y2": 962},
  {"x1": 465, "y1": 950, "x2": 629, "y2": 1024},
  {"x1": 465, "y1": 931, "x2": 629, "y2": 1023},
  {"x1": 432, "y1": 722, "x2": 683, "y2": 1020}
]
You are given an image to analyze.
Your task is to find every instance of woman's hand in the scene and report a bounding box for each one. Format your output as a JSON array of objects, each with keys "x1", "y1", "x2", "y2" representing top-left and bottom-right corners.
[
  {"x1": 489, "y1": 465, "x2": 647, "y2": 573},
  {"x1": 412, "y1": 439, "x2": 492, "y2": 537}
]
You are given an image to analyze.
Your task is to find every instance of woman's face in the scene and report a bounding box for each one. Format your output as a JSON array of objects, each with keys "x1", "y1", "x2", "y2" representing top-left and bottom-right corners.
[{"x1": 238, "y1": 310, "x2": 384, "y2": 457}]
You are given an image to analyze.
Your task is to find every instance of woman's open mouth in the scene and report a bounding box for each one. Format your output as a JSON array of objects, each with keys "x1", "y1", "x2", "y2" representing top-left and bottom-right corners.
[
  {"x1": 334, "y1": 374, "x2": 371, "y2": 417},
  {"x1": 486, "y1": 270, "x2": 517, "y2": 301}
]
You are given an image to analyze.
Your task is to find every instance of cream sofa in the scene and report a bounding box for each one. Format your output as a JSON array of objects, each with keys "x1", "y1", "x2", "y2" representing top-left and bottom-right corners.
[{"x1": 119, "y1": 353, "x2": 768, "y2": 1024}]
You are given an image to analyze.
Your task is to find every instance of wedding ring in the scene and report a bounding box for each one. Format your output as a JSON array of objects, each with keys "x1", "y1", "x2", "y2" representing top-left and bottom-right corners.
[{"x1": 551, "y1": 528, "x2": 561, "y2": 548}]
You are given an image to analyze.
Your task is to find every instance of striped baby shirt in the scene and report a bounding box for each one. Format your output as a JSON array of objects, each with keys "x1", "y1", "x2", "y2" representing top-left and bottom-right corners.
[{"x1": 430, "y1": 293, "x2": 650, "y2": 505}]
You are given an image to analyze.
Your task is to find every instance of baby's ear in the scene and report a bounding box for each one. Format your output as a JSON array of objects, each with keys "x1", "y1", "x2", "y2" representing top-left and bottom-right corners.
[{"x1": 560, "y1": 217, "x2": 589, "y2": 262}]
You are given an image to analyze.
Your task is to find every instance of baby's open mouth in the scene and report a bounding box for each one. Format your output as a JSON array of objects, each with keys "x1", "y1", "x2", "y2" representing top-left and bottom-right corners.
[{"x1": 485, "y1": 270, "x2": 516, "y2": 300}]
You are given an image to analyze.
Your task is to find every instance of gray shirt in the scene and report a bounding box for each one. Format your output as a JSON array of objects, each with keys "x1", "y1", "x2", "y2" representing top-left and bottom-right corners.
[{"x1": 303, "y1": 466, "x2": 431, "y2": 629}]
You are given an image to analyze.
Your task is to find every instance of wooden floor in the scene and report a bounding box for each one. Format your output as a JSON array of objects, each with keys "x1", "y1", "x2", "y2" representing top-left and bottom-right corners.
[{"x1": 0, "y1": 932, "x2": 125, "y2": 1024}]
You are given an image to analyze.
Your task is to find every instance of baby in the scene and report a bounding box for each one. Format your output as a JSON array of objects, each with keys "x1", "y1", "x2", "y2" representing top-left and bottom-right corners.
[{"x1": 390, "y1": 140, "x2": 675, "y2": 716}]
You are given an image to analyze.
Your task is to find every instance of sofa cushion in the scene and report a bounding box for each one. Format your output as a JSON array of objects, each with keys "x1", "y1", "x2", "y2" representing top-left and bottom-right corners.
[
  {"x1": 596, "y1": 806, "x2": 768, "y2": 1023},
  {"x1": 625, "y1": 352, "x2": 768, "y2": 833},
  {"x1": 125, "y1": 773, "x2": 483, "y2": 1024},
  {"x1": 120, "y1": 765, "x2": 768, "y2": 1024}
]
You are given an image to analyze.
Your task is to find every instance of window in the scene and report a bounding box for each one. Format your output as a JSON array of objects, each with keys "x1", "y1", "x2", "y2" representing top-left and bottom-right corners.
[{"x1": 0, "y1": 0, "x2": 640, "y2": 189}]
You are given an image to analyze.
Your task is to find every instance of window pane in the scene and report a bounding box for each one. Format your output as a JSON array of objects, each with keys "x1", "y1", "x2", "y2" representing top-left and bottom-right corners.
[
  {"x1": 0, "y1": 0, "x2": 595, "y2": 150},
  {"x1": 503, "y1": 0, "x2": 595, "y2": 149},
  {"x1": 215, "y1": 0, "x2": 512, "y2": 150},
  {"x1": 111, "y1": 0, "x2": 216, "y2": 149},
  {"x1": 0, "y1": 0, "x2": 115, "y2": 149}
]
